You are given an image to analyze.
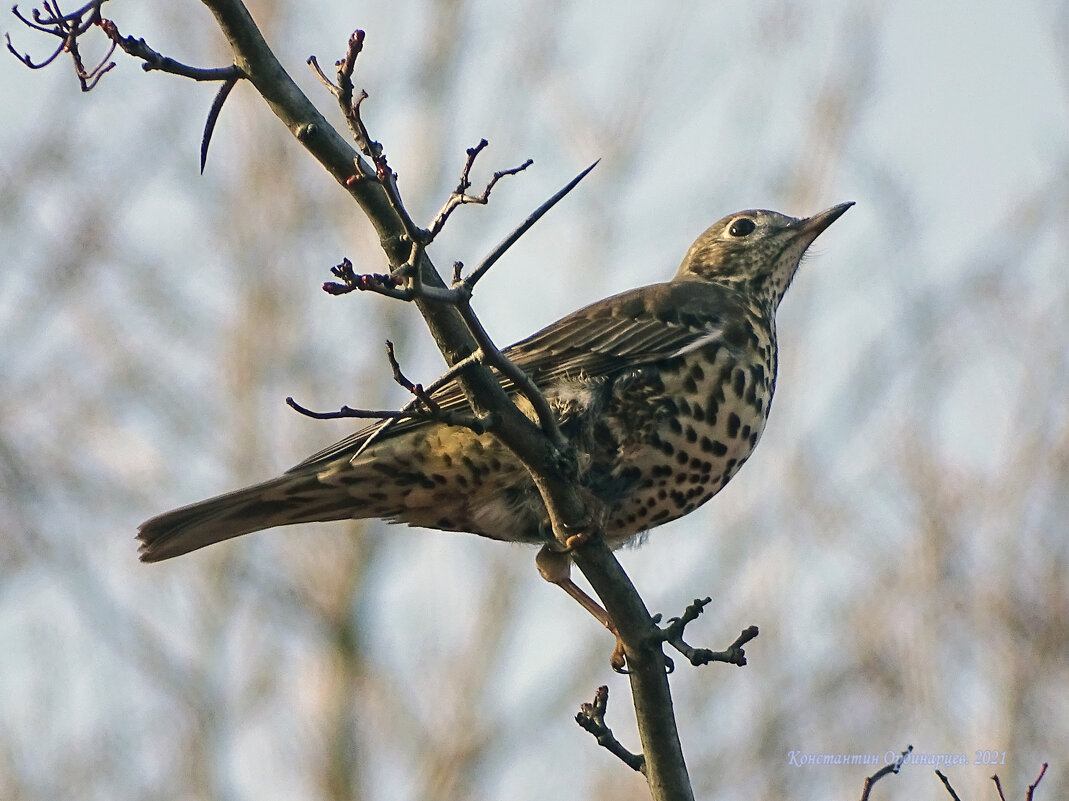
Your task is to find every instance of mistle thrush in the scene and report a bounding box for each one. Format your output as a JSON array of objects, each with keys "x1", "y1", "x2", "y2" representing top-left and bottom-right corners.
[{"x1": 138, "y1": 202, "x2": 852, "y2": 562}]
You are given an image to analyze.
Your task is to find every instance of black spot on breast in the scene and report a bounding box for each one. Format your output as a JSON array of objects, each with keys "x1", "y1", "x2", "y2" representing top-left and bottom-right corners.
[
  {"x1": 727, "y1": 413, "x2": 741, "y2": 438},
  {"x1": 683, "y1": 375, "x2": 697, "y2": 394},
  {"x1": 732, "y1": 369, "x2": 746, "y2": 397},
  {"x1": 684, "y1": 426, "x2": 697, "y2": 443}
]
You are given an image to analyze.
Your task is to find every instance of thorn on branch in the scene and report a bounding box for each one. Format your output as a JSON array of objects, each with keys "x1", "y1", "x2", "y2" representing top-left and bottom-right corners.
[
  {"x1": 654, "y1": 598, "x2": 758, "y2": 668},
  {"x1": 859, "y1": 745, "x2": 912, "y2": 801},
  {"x1": 575, "y1": 686, "x2": 646, "y2": 775},
  {"x1": 201, "y1": 75, "x2": 239, "y2": 173},
  {"x1": 461, "y1": 158, "x2": 598, "y2": 291}
]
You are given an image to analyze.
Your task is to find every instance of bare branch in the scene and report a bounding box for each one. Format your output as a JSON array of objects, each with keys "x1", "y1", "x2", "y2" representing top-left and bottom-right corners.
[
  {"x1": 859, "y1": 745, "x2": 912, "y2": 801},
  {"x1": 98, "y1": 18, "x2": 241, "y2": 81},
  {"x1": 8, "y1": 0, "x2": 115, "y2": 90},
  {"x1": 1027, "y1": 763, "x2": 1049, "y2": 801},
  {"x1": 426, "y1": 139, "x2": 535, "y2": 240},
  {"x1": 384, "y1": 340, "x2": 440, "y2": 414},
  {"x1": 322, "y1": 257, "x2": 410, "y2": 300},
  {"x1": 655, "y1": 599, "x2": 759, "y2": 668},
  {"x1": 463, "y1": 158, "x2": 598, "y2": 290},
  {"x1": 993, "y1": 773, "x2": 1007, "y2": 801},
  {"x1": 575, "y1": 686, "x2": 646, "y2": 775},
  {"x1": 934, "y1": 770, "x2": 962, "y2": 801}
]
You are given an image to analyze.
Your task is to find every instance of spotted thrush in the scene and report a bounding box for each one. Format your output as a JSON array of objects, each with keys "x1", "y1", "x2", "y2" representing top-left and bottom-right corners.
[{"x1": 138, "y1": 202, "x2": 852, "y2": 563}]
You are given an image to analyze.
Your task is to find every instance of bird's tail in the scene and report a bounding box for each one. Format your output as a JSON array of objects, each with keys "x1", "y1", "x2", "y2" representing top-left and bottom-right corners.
[{"x1": 137, "y1": 469, "x2": 358, "y2": 562}]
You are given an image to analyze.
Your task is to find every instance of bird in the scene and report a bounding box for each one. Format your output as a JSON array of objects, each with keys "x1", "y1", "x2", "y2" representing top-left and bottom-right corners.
[{"x1": 138, "y1": 202, "x2": 852, "y2": 570}]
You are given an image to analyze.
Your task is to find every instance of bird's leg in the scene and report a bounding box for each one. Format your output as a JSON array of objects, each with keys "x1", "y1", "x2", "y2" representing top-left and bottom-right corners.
[{"x1": 536, "y1": 545, "x2": 627, "y2": 670}]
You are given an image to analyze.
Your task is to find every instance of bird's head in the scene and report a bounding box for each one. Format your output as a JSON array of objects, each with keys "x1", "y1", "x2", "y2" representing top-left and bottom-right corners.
[{"x1": 675, "y1": 202, "x2": 853, "y2": 312}]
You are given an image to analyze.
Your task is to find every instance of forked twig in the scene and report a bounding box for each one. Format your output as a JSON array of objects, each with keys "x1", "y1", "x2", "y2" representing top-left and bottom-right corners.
[{"x1": 575, "y1": 686, "x2": 646, "y2": 774}]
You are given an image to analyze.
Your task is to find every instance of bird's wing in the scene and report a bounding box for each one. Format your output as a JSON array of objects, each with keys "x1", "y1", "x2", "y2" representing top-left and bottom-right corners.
[{"x1": 289, "y1": 282, "x2": 728, "y2": 472}]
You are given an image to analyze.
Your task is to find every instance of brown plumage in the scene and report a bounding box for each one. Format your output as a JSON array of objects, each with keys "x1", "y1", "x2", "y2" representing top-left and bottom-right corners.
[{"x1": 138, "y1": 203, "x2": 852, "y2": 562}]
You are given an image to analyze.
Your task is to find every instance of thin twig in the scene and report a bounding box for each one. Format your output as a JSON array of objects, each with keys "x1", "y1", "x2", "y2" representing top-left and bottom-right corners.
[
  {"x1": 656, "y1": 598, "x2": 759, "y2": 667},
  {"x1": 9, "y1": 0, "x2": 116, "y2": 90},
  {"x1": 285, "y1": 397, "x2": 425, "y2": 422},
  {"x1": 322, "y1": 257, "x2": 410, "y2": 300},
  {"x1": 935, "y1": 770, "x2": 962, "y2": 801},
  {"x1": 446, "y1": 297, "x2": 567, "y2": 450},
  {"x1": 463, "y1": 159, "x2": 598, "y2": 290},
  {"x1": 385, "y1": 340, "x2": 440, "y2": 414},
  {"x1": 575, "y1": 686, "x2": 646, "y2": 775},
  {"x1": 426, "y1": 139, "x2": 535, "y2": 239},
  {"x1": 98, "y1": 18, "x2": 241, "y2": 81},
  {"x1": 1027, "y1": 763, "x2": 1048, "y2": 801},
  {"x1": 351, "y1": 349, "x2": 490, "y2": 458},
  {"x1": 860, "y1": 745, "x2": 912, "y2": 801}
]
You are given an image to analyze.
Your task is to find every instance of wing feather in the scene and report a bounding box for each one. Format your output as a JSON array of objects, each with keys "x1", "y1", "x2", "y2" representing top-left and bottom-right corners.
[{"x1": 290, "y1": 281, "x2": 730, "y2": 472}]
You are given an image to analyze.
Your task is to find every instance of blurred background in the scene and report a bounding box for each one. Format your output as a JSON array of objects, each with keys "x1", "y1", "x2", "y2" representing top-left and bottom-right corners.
[{"x1": 2, "y1": 1, "x2": 1068, "y2": 799}]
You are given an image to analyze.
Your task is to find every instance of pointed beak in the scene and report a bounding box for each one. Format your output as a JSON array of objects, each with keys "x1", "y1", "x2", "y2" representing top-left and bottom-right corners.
[{"x1": 795, "y1": 201, "x2": 854, "y2": 238}]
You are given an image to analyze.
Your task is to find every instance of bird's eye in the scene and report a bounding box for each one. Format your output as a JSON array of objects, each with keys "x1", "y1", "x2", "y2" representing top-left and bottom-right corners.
[{"x1": 729, "y1": 218, "x2": 756, "y2": 237}]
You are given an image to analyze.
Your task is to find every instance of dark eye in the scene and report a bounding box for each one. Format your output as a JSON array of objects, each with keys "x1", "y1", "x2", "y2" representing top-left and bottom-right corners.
[{"x1": 729, "y1": 218, "x2": 756, "y2": 237}]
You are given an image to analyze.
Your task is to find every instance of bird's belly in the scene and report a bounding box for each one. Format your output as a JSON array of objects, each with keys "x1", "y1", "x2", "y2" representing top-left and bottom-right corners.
[{"x1": 598, "y1": 347, "x2": 774, "y2": 542}]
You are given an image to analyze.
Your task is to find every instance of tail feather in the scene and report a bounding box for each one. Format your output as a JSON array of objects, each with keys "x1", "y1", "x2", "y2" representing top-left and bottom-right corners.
[{"x1": 137, "y1": 471, "x2": 354, "y2": 562}]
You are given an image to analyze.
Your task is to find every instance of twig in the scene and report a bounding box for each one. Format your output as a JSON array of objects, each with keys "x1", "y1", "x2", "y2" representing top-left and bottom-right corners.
[
  {"x1": 462, "y1": 159, "x2": 598, "y2": 291},
  {"x1": 859, "y1": 745, "x2": 912, "y2": 801},
  {"x1": 384, "y1": 340, "x2": 439, "y2": 414},
  {"x1": 453, "y1": 300, "x2": 568, "y2": 451},
  {"x1": 1027, "y1": 763, "x2": 1048, "y2": 801},
  {"x1": 286, "y1": 397, "x2": 425, "y2": 422},
  {"x1": 935, "y1": 770, "x2": 962, "y2": 801},
  {"x1": 655, "y1": 598, "x2": 759, "y2": 667},
  {"x1": 98, "y1": 19, "x2": 241, "y2": 81},
  {"x1": 285, "y1": 395, "x2": 487, "y2": 433},
  {"x1": 575, "y1": 686, "x2": 646, "y2": 775},
  {"x1": 8, "y1": 0, "x2": 114, "y2": 90},
  {"x1": 350, "y1": 348, "x2": 491, "y2": 458},
  {"x1": 322, "y1": 257, "x2": 409, "y2": 300},
  {"x1": 993, "y1": 773, "x2": 1007, "y2": 801},
  {"x1": 310, "y1": 32, "x2": 423, "y2": 241},
  {"x1": 426, "y1": 139, "x2": 535, "y2": 239}
]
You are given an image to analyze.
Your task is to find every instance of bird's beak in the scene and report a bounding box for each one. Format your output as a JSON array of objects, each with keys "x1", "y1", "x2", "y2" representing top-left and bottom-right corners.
[{"x1": 795, "y1": 201, "x2": 854, "y2": 237}]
